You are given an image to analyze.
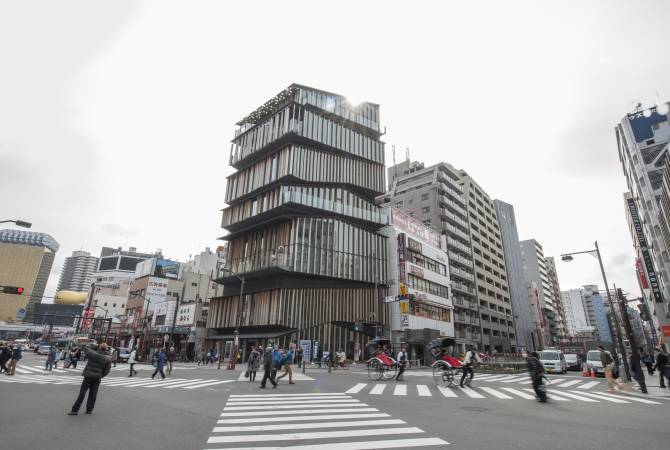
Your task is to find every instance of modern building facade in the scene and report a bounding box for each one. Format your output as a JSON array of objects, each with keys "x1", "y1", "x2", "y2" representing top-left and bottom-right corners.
[
  {"x1": 494, "y1": 200, "x2": 535, "y2": 351},
  {"x1": 208, "y1": 84, "x2": 388, "y2": 361},
  {"x1": 560, "y1": 288, "x2": 592, "y2": 336},
  {"x1": 57, "y1": 250, "x2": 99, "y2": 293},
  {"x1": 379, "y1": 161, "x2": 515, "y2": 353},
  {"x1": 616, "y1": 105, "x2": 670, "y2": 345},
  {"x1": 582, "y1": 284, "x2": 612, "y2": 343},
  {"x1": 381, "y1": 207, "x2": 453, "y2": 360},
  {"x1": 520, "y1": 239, "x2": 556, "y2": 347},
  {"x1": 545, "y1": 257, "x2": 569, "y2": 342},
  {"x1": 33, "y1": 303, "x2": 84, "y2": 327},
  {"x1": 0, "y1": 229, "x2": 59, "y2": 321}
]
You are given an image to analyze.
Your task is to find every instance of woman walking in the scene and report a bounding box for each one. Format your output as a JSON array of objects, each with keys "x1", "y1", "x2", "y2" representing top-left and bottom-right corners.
[
  {"x1": 127, "y1": 346, "x2": 138, "y2": 377},
  {"x1": 247, "y1": 347, "x2": 260, "y2": 382}
]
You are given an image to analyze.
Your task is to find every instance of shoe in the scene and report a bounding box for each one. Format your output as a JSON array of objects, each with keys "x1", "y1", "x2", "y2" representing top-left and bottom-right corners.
[
  {"x1": 272, "y1": 384, "x2": 277, "y2": 389},
  {"x1": 85, "y1": 411, "x2": 92, "y2": 414},
  {"x1": 289, "y1": 382, "x2": 295, "y2": 384},
  {"x1": 67, "y1": 412, "x2": 78, "y2": 416},
  {"x1": 259, "y1": 385, "x2": 266, "y2": 389}
]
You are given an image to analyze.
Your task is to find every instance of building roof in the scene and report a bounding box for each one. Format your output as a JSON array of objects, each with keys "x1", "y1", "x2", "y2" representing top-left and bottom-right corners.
[{"x1": 0, "y1": 229, "x2": 59, "y2": 252}]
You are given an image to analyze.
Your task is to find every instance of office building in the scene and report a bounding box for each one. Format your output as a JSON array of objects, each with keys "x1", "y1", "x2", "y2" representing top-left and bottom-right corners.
[
  {"x1": 520, "y1": 239, "x2": 556, "y2": 347},
  {"x1": 381, "y1": 207, "x2": 453, "y2": 360},
  {"x1": 0, "y1": 229, "x2": 59, "y2": 321},
  {"x1": 494, "y1": 199, "x2": 535, "y2": 351},
  {"x1": 208, "y1": 84, "x2": 388, "y2": 360},
  {"x1": 57, "y1": 250, "x2": 99, "y2": 293},
  {"x1": 560, "y1": 289, "x2": 592, "y2": 336},
  {"x1": 545, "y1": 257, "x2": 569, "y2": 342},
  {"x1": 616, "y1": 105, "x2": 670, "y2": 342},
  {"x1": 379, "y1": 161, "x2": 515, "y2": 353},
  {"x1": 582, "y1": 284, "x2": 612, "y2": 343},
  {"x1": 33, "y1": 303, "x2": 84, "y2": 327}
]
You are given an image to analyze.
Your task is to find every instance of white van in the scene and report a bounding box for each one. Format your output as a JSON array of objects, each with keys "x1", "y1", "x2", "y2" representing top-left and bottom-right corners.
[
  {"x1": 539, "y1": 349, "x2": 567, "y2": 374},
  {"x1": 585, "y1": 349, "x2": 612, "y2": 377}
]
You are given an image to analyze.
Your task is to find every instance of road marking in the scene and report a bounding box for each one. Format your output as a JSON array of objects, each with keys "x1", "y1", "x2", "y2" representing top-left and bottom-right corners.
[
  {"x1": 568, "y1": 391, "x2": 631, "y2": 403},
  {"x1": 545, "y1": 390, "x2": 598, "y2": 402},
  {"x1": 370, "y1": 384, "x2": 386, "y2": 395},
  {"x1": 183, "y1": 380, "x2": 234, "y2": 389},
  {"x1": 521, "y1": 388, "x2": 569, "y2": 401},
  {"x1": 230, "y1": 393, "x2": 344, "y2": 398},
  {"x1": 220, "y1": 408, "x2": 380, "y2": 417},
  {"x1": 237, "y1": 371, "x2": 314, "y2": 381},
  {"x1": 223, "y1": 403, "x2": 366, "y2": 411},
  {"x1": 209, "y1": 437, "x2": 449, "y2": 449},
  {"x1": 416, "y1": 384, "x2": 432, "y2": 396},
  {"x1": 104, "y1": 378, "x2": 169, "y2": 387},
  {"x1": 437, "y1": 386, "x2": 458, "y2": 398},
  {"x1": 227, "y1": 399, "x2": 357, "y2": 406},
  {"x1": 346, "y1": 383, "x2": 367, "y2": 394},
  {"x1": 212, "y1": 419, "x2": 406, "y2": 433},
  {"x1": 478, "y1": 387, "x2": 512, "y2": 399},
  {"x1": 163, "y1": 379, "x2": 215, "y2": 389},
  {"x1": 556, "y1": 380, "x2": 582, "y2": 388},
  {"x1": 500, "y1": 376, "x2": 530, "y2": 383},
  {"x1": 143, "y1": 378, "x2": 192, "y2": 388},
  {"x1": 206, "y1": 427, "x2": 424, "y2": 444},
  {"x1": 595, "y1": 392, "x2": 662, "y2": 404},
  {"x1": 576, "y1": 381, "x2": 600, "y2": 390},
  {"x1": 500, "y1": 388, "x2": 536, "y2": 400},
  {"x1": 228, "y1": 396, "x2": 350, "y2": 403},
  {"x1": 489, "y1": 375, "x2": 521, "y2": 382},
  {"x1": 480, "y1": 375, "x2": 512, "y2": 382},
  {"x1": 217, "y1": 413, "x2": 391, "y2": 424},
  {"x1": 456, "y1": 386, "x2": 485, "y2": 398},
  {"x1": 393, "y1": 384, "x2": 407, "y2": 396}
]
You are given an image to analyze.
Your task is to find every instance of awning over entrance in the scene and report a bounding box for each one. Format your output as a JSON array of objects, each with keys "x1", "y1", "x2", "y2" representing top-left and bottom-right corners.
[{"x1": 206, "y1": 325, "x2": 298, "y2": 341}]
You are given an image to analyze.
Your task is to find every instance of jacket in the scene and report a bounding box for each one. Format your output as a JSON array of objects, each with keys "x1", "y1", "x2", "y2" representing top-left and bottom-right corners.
[
  {"x1": 526, "y1": 356, "x2": 545, "y2": 379},
  {"x1": 154, "y1": 351, "x2": 167, "y2": 368},
  {"x1": 248, "y1": 351, "x2": 260, "y2": 370},
  {"x1": 0, "y1": 347, "x2": 10, "y2": 362},
  {"x1": 600, "y1": 351, "x2": 613, "y2": 367},
  {"x1": 128, "y1": 350, "x2": 137, "y2": 364},
  {"x1": 11, "y1": 347, "x2": 22, "y2": 360},
  {"x1": 263, "y1": 350, "x2": 274, "y2": 370},
  {"x1": 82, "y1": 347, "x2": 111, "y2": 379},
  {"x1": 655, "y1": 352, "x2": 668, "y2": 370},
  {"x1": 69, "y1": 349, "x2": 81, "y2": 361}
]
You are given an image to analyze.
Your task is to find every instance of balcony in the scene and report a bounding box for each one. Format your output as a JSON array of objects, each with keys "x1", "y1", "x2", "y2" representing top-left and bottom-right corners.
[
  {"x1": 442, "y1": 209, "x2": 469, "y2": 230},
  {"x1": 448, "y1": 251, "x2": 473, "y2": 268},
  {"x1": 447, "y1": 239, "x2": 472, "y2": 255},
  {"x1": 450, "y1": 267, "x2": 474, "y2": 281},
  {"x1": 443, "y1": 223, "x2": 470, "y2": 244},
  {"x1": 451, "y1": 281, "x2": 474, "y2": 294},
  {"x1": 440, "y1": 195, "x2": 468, "y2": 219}
]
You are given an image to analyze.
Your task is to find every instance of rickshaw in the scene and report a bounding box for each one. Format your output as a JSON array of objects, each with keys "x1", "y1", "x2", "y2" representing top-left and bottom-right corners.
[
  {"x1": 428, "y1": 337, "x2": 463, "y2": 387},
  {"x1": 365, "y1": 338, "x2": 398, "y2": 381}
]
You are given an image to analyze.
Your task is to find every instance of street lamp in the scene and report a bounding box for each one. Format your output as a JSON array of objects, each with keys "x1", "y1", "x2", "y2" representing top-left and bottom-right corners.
[
  {"x1": 218, "y1": 268, "x2": 245, "y2": 370},
  {"x1": 0, "y1": 219, "x2": 32, "y2": 228},
  {"x1": 560, "y1": 240, "x2": 631, "y2": 381},
  {"x1": 129, "y1": 290, "x2": 153, "y2": 355}
]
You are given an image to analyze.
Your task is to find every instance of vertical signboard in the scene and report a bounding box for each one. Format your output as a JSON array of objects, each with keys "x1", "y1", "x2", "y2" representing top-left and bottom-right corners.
[
  {"x1": 398, "y1": 233, "x2": 406, "y2": 283},
  {"x1": 627, "y1": 198, "x2": 663, "y2": 303}
]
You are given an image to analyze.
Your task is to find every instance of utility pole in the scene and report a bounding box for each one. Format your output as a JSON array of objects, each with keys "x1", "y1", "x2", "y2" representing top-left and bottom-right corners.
[{"x1": 616, "y1": 287, "x2": 647, "y2": 392}]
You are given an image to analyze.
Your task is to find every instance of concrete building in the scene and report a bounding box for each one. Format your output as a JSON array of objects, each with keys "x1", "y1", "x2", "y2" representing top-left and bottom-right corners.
[
  {"x1": 57, "y1": 250, "x2": 99, "y2": 293},
  {"x1": 494, "y1": 200, "x2": 535, "y2": 351},
  {"x1": 0, "y1": 229, "x2": 59, "y2": 321},
  {"x1": 209, "y1": 84, "x2": 388, "y2": 360},
  {"x1": 33, "y1": 303, "x2": 84, "y2": 327},
  {"x1": 381, "y1": 207, "x2": 453, "y2": 360},
  {"x1": 546, "y1": 257, "x2": 569, "y2": 342},
  {"x1": 379, "y1": 161, "x2": 515, "y2": 353},
  {"x1": 560, "y1": 289, "x2": 591, "y2": 336},
  {"x1": 582, "y1": 285, "x2": 612, "y2": 343},
  {"x1": 616, "y1": 104, "x2": 670, "y2": 344},
  {"x1": 520, "y1": 239, "x2": 556, "y2": 347}
]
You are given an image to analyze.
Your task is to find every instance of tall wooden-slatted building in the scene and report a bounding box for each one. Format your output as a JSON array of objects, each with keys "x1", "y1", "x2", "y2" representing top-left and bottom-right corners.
[{"x1": 207, "y1": 84, "x2": 388, "y2": 360}]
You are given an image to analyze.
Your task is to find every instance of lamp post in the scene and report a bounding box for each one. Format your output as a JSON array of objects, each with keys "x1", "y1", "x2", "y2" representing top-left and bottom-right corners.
[
  {"x1": 560, "y1": 240, "x2": 631, "y2": 381},
  {"x1": 0, "y1": 219, "x2": 32, "y2": 228}
]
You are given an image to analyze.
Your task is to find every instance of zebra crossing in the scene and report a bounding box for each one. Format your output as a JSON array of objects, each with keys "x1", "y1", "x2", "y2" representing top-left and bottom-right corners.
[
  {"x1": 344, "y1": 382, "x2": 663, "y2": 405},
  {"x1": 10, "y1": 364, "x2": 196, "y2": 375},
  {"x1": 204, "y1": 393, "x2": 448, "y2": 449},
  {"x1": 237, "y1": 371, "x2": 314, "y2": 381},
  {"x1": 468, "y1": 373, "x2": 605, "y2": 390},
  {"x1": 0, "y1": 374, "x2": 235, "y2": 390}
]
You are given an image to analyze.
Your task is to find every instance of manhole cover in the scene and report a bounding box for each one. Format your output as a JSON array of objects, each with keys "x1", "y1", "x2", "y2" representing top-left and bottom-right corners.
[{"x1": 460, "y1": 406, "x2": 488, "y2": 412}]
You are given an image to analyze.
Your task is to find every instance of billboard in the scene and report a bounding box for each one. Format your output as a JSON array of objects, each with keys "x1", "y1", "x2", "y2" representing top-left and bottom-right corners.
[
  {"x1": 390, "y1": 208, "x2": 441, "y2": 248},
  {"x1": 145, "y1": 277, "x2": 168, "y2": 313},
  {"x1": 135, "y1": 257, "x2": 181, "y2": 279}
]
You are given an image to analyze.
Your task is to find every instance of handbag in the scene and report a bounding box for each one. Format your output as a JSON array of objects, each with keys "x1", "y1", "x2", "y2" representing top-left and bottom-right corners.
[{"x1": 244, "y1": 369, "x2": 250, "y2": 378}]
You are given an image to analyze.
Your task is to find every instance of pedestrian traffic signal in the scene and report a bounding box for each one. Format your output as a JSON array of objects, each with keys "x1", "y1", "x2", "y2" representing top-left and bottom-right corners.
[{"x1": 1, "y1": 286, "x2": 24, "y2": 295}]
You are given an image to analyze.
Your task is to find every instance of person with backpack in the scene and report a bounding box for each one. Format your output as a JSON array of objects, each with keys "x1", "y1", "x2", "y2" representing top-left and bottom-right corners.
[
  {"x1": 526, "y1": 351, "x2": 547, "y2": 403},
  {"x1": 599, "y1": 345, "x2": 622, "y2": 392},
  {"x1": 460, "y1": 346, "x2": 482, "y2": 388},
  {"x1": 276, "y1": 347, "x2": 295, "y2": 384},
  {"x1": 396, "y1": 346, "x2": 408, "y2": 381}
]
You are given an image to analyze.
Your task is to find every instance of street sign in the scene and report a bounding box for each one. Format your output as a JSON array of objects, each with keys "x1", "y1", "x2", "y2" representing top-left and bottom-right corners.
[
  {"x1": 15, "y1": 308, "x2": 26, "y2": 320},
  {"x1": 401, "y1": 314, "x2": 409, "y2": 326},
  {"x1": 300, "y1": 339, "x2": 311, "y2": 362}
]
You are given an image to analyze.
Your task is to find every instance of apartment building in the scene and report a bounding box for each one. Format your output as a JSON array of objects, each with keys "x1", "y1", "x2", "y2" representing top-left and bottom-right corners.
[{"x1": 520, "y1": 239, "x2": 556, "y2": 347}]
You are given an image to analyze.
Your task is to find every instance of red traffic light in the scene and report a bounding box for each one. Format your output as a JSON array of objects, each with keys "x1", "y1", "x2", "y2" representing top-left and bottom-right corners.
[
  {"x1": 1, "y1": 286, "x2": 24, "y2": 295},
  {"x1": 16, "y1": 287, "x2": 24, "y2": 294}
]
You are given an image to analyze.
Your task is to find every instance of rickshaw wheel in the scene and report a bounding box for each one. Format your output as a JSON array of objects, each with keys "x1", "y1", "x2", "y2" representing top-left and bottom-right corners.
[
  {"x1": 382, "y1": 362, "x2": 398, "y2": 380},
  {"x1": 433, "y1": 361, "x2": 454, "y2": 387},
  {"x1": 367, "y1": 358, "x2": 384, "y2": 381}
]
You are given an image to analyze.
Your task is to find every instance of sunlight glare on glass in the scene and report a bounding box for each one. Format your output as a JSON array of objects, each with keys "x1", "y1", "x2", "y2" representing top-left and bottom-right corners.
[{"x1": 657, "y1": 102, "x2": 670, "y2": 115}]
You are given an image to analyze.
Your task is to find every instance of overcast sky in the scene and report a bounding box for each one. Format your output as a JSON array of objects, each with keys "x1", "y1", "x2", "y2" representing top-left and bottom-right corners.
[{"x1": 2, "y1": 0, "x2": 669, "y2": 303}]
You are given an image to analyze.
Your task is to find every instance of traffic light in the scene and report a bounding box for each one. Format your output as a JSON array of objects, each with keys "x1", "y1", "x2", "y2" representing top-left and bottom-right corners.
[{"x1": 1, "y1": 286, "x2": 24, "y2": 295}]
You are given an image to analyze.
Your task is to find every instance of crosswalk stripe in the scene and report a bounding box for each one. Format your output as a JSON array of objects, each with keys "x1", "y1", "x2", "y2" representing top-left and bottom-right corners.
[
  {"x1": 6, "y1": 375, "x2": 49, "y2": 384},
  {"x1": 500, "y1": 388, "x2": 536, "y2": 400},
  {"x1": 163, "y1": 379, "x2": 212, "y2": 389},
  {"x1": 478, "y1": 386, "x2": 513, "y2": 399},
  {"x1": 143, "y1": 378, "x2": 192, "y2": 388},
  {"x1": 557, "y1": 380, "x2": 582, "y2": 388},
  {"x1": 457, "y1": 386, "x2": 485, "y2": 398},
  {"x1": 576, "y1": 381, "x2": 600, "y2": 390},
  {"x1": 370, "y1": 384, "x2": 386, "y2": 395},
  {"x1": 346, "y1": 383, "x2": 368, "y2": 394},
  {"x1": 212, "y1": 419, "x2": 406, "y2": 433},
  {"x1": 546, "y1": 390, "x2": 598, "y2": 402},
  {"x1": 416, "y1": 385, "x2": 431, "y2": 397},
  {"x1": 223, "y1": 403, "x2": 366, "y2": 411},
  {"x1": 393, "y1": 385, "x2": 407, "y2": 396},
  {"x1": 228, "y1": 396, "x2": 350, "y2": 403},
  {"x1": 104, "y1": 379, "x2": 162, "y2": 387},
  {"x1": 500, "y1": 376, "x2": 530, "y2": 383},
  {"x1": 490, "y1": 375, "x2": 521, "y2": 382},
  {"x1": 220, "y1": 408, "x2": 380, "y2": 417},
  {"x1": 217, "y1": 413, "x2": 391, "y2": 424},
  {"x1": 468, "y1": 374, "x2": 496, "y2": 380},
  {"x1": 226, "y1": 399, "x2": 354, "y2": 406},
  {"x1": 13, "y1": 368, "x2": 34, "y2": 374},
  {"x1": 595, "y1": 392, "x2": 662, "y2": 405},
  {"x1": 212, "y1": 437, "x2": 449, "y2": 450},
  {"x1": 230, "y1": 393, "x2": 344, "y2": 398},
  {"x1": 518, "y1": 379, "x2": 534, "y2": 384},
  {"x1": 206, "y1": 427, "x2": 425, "y2": 444},
  {"x1": 437, "y1": 386, "x2": 458, "y2": 398},
  {"x1": 480, "y1": 375, "x2": 512, "y2": 381},
  {"x1": 568, "y1": 391, "x2": 630, "y2": 403},
  {"x1": 520, "y1": 388, "x2": 569, "y2": 401},
  {"x1": 182, "y1": 380, "x2": 234, "y2": 389}
]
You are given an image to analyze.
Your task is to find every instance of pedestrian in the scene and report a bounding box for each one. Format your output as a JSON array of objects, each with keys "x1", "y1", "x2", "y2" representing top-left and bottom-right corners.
[
  {"x1": 6, "y1": 343, "x2": 22, "y2": 376},
  {"x1": 152, "y1": 348, "x2": 167, "y2": 380},
  {"x1": 316, "y1": 347, "x2": 323, "y2": 368},
  {"x1": 526, "y1": 351, "x2": 547, "y2": 403},
  {"x1": 460, "y1": 346, "x2": 481, "y2": 388},
  {"x1": 337, "y1": 349, "x2": 346, "y2": 368},
  {"x1": 110, "y1": 347, "x2": 118, "y2": 368},
  {"x1": 45, "y1": 346, "x2": 56, "y2": 371},
  {"x1": 276, "y1": 347, "x2": 295, "y2": 384},
  {"x1": 599, "y1": 345, "x2": 622, "y2": 392},
  {"x1": 642, "y1": 350, "x2": 655, "y2": 375},
  {"x1": 654, "y1": 348, "x2": 670, "y2": 388},
  {"x1": 67, "y1": 343, "x2": 111, "y2": 415},
  {"x1": 0, "y1": 342, "x2": 10, "y2": 373},
  {"x1": 246, "y1": 347, "x2": 260, "y2": 382},
  {"x1": 167, "y1": 346, "x2": 177, "y2": 375},
  {"x1": 69, "y1": 346, "x2": 81, "y2": 369},
  {"x1": 127, "y1": 346, "x2": 138, "y2": 377},
  {"x1": 259, "y1": 346, "x2": 277, "y2": 389},
  {"x1": 295, "y1": 346, "x2": 303, "y2": 368},
  {"x1": 396, "y1": 346, "x2": 407, "y2": 381},
  {"x1": 629, "y1": 349, "x2": 648, "y2": 394}
]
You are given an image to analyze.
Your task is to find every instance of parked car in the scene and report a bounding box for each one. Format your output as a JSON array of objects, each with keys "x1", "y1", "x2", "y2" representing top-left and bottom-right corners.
[
  {"x1": 118, "y1": 347, "x2": 131, "y2": 363},
  {"x1": 539, "y1": 349, "x2": 567, "y2": 374},
  {"x1": 37, "y1": 344, "x2": 52, "y2": 355},
  {"x1": 564, "y1": 353, "x2": 582, "y2": 371}
]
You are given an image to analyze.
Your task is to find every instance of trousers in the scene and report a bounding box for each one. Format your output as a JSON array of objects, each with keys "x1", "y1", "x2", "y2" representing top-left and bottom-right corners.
[
  {"x1": 460, "y1": 365, "x2": 474, "y2": 386},
  {"x1": 71, "y1": 378, "x2": 101, "y2": 413},
  {"x1": 260, "y1": 367, "x2": 277, "y2": 387},
  {"x1": 532, "y1": 377, "x2": 547, "y2": 401}
]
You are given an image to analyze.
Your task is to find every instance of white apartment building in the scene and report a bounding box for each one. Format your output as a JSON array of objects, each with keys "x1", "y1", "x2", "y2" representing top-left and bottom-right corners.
[{"x1": 560, "y1": 289, "x2": 592, "y2": 336}]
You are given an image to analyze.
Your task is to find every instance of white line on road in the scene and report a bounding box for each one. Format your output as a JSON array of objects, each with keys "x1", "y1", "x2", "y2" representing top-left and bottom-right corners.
[
  {"x1": 345, "y1": 383, "x2": 367, "y2": 394},
  {"x1": 595, "y1": 392, "x2": 662, "y2": 404},
  {"x1": 478, "y1": 387, "x2": 513, "y2": 399},
  {"x1": 183, "y1": 380, "x2": 234, "y2": 389},
  {"x1": 567, "y1": 391, "x2": 630, "y2": 403},
  {"x1": 500, "y1": 376, "x2": 530, "y2": 383},
  {"x1": 393, "y1": 385, "x2": 407, "y2": 396},
  {"x1": 220, "y1": 408, "x2": 380, "y2": 417},
  {"x1": 217, "y1": 413, "x2": 391, "y2": 424},
  {"x1": 212, "y1": 419, "x2": 406, "y2": 433},
  {"x1": 545, "y1": 390, "x2": 598, "y2": 402},
  {"x1": 456, "y1": 386, "x2": 485, "y2": 398},
  {"x1": 162, "y1": 379, "x2": 214, "y2": 389},
  {"x1": 226, "y1": 399, "x2": 356, "y2": 406},
  {"x1": 370, "y1": 384, "x2": 386, "y2": 395},
  {"x1": 416, "y1": 385, "x2": 431, "y2": 396},
  {"x1": 206, "y1": 437, "x2": 449, "y2": 450},
  {"x1": 206, "y1": 427, "x2": 425, "y2": 444},
  {"x1": 437, "y1": 386, "x2": 458, "y2": 398},
  {"x1": 521, "y1": 388, "x2": 569, "y2": 401},
  {"x1": 576, "y1": 381, "x2": 600, "y2": 390},
  {"x1": 223, "y1": 403, "x2": 366, "y2": 411},
  {"x1": 556, "y1": 380, "x2": 582, "y2": 388},
  {"x1": 228, "y1": 396, "x2": 350, "y2": 403},
  {"x1": 500, "y1": 388, "x2": 536, "y2": 400},
  {"x1": 230, "y1": 393, "x2": 344, "y2": 398}
]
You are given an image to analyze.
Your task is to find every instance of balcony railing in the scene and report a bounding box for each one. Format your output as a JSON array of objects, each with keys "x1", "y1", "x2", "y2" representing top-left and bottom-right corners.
[
  {"x1": 450, "y1": 267, "x2": 474, "y2": 281},
  {"x1": 444, "y1": 223, "x2": 470, "y2": 243},
  {"x1": 448, "y1": 251, "x2": 473, "y2": 268},
  {"x1": 451, "y1": 281, "x2": 474, "y2": 294}
]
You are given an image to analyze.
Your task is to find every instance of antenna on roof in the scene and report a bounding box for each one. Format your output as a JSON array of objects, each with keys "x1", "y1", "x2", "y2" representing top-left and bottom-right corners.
[{"x1": 405, "y1": 147, "x2": 410, "y2": 163}]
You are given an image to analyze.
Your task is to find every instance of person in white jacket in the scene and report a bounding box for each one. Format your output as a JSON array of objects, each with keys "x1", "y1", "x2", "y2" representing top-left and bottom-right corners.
[{"x1": 127, "y1": 346, "x2": 138, "y2": 377}]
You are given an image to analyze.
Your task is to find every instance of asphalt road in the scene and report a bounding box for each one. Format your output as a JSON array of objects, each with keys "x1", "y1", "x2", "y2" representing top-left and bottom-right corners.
[{"x1": 1, "y1": 354, "x2": 668, "y2": 450}]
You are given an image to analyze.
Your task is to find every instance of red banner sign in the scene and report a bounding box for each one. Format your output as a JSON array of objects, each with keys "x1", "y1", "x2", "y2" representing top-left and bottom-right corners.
[{"x1": 636, "y1": 257, "x2": 649, "y2": 289}]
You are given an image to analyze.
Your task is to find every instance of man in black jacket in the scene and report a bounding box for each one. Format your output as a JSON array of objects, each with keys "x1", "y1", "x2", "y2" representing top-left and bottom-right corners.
[
  {"x1": 68, "y1": 343, "x2": 111, "y2": 415},
  {"x1": 655, "y1": 348, "x2": 669, "y2": 389},
  {"x1": 259, "y1": 346, "x2": 277, "y2": 389},
  {"x1": 527, "y1": 351, "x2": 547, "y2": 403}
]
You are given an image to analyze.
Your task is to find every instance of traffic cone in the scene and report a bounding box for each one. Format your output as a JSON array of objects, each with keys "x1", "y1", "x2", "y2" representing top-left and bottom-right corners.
[
  {"x1": 590, "y1": 369, "x2": 596, "y2": 378},
  {"x1": 582, "y1": 367, "x2": 589, "y2": 377}
]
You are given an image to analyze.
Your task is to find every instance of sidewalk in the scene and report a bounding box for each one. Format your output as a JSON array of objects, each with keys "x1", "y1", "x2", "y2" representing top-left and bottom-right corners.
[{"x1": 624, "y1": 371, "x2": 670, "y2": 399}]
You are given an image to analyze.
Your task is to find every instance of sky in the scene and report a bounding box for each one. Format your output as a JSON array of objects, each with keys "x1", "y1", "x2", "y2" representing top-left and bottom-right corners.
[{"x1": 1, "y1": 0, "x2": 669, "y2": 303}]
